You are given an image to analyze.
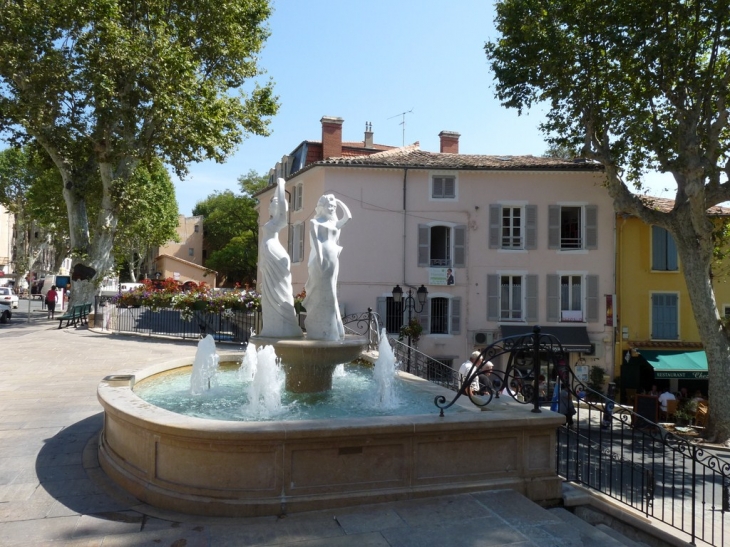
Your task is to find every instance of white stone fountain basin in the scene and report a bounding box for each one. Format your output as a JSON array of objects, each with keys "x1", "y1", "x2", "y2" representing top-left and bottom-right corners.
[{"x1": 97, "y1": 354, "x2": 564, "y2": 517}]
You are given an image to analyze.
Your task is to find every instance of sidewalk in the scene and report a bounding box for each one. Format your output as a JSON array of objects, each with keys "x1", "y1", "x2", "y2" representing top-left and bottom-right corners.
[{"x1": 0, "y1": 324, "x2": 686, "y2": 546}]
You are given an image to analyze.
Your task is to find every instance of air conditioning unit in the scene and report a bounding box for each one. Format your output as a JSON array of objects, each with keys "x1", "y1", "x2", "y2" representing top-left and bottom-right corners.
[{"x1": 472, "y1": 331, "x2": 494, "y2": 346}]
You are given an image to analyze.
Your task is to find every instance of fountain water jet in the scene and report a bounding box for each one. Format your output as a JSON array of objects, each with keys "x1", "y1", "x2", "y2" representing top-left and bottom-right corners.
[{"x1": 189, "y1": 335, "x2": 219, "y2": 395}]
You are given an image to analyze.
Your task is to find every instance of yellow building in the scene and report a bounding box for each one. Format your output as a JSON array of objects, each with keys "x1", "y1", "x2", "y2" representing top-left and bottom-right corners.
[{"x1": 615, "y1": 197, "x2": 728, "y2": 403}]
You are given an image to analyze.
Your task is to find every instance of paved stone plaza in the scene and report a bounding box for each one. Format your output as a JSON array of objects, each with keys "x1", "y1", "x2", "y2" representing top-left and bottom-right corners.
[{"x1": 0, "y1": 320, "x2": 682, "y2": 546}]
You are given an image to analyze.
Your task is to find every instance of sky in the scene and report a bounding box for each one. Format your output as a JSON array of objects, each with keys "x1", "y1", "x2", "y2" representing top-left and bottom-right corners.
[{"x1": 173, "y1": 0, "x2": 674, "y2": 215}]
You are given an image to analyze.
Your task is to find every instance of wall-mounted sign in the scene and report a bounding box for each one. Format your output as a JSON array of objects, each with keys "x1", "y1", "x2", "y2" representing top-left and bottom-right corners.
[{"x1": 429, "y1": 267, "x2": 455, "y2": 286}]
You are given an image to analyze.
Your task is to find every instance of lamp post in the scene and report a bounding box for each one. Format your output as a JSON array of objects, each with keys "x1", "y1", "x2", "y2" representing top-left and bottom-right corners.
[{"x1": 392, "y1": 284, "x2": 428, "y2": 373}]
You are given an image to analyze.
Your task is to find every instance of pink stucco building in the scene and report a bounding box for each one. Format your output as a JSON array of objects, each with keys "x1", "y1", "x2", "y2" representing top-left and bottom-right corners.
[{"x1": 257, "y1": 118, "x2": 616, "y2": 379}]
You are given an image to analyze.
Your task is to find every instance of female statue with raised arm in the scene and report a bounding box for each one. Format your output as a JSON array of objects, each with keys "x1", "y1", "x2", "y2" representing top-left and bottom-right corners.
[
  {"x1": 303, "y1": 194, "x2": 352, "y2": 341},
  {"x1": 258, "y1": 178, "x2": 303, "y2": 338}
]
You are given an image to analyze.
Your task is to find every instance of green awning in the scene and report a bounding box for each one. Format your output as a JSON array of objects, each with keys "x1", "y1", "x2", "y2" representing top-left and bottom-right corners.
[{"x1": 639, "y1": 350, "x2": 708, "y2": 380}]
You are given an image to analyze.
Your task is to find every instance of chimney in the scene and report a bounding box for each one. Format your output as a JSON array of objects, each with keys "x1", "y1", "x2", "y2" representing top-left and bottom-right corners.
[
  {"x1": 364, "y1": 121, "x2": 373, "y2": 148},
  {"x1": 439, "y1": 131, "x2": 460, "y2": 154},
  {"x1": 321, "y1": 116, "x2": 344, "y2": 159}
]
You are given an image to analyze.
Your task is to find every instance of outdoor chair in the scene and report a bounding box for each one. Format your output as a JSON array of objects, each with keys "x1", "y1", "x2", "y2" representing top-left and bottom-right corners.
[
  {"x1": 660, "y1": 399, "x2": 678, "y2": 422},
  {"x1": 624, "y1": 388, "x2": 636, "y2": 405},
  {"x1": 695, "y1": 401, "x2": 709, "y2": 428}
]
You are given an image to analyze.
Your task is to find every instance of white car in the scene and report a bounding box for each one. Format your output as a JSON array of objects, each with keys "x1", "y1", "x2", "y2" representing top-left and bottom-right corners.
[
  {"x1": 0, "y1": 301, "x2": 11, "y2": 323},
  {"x1": 0, "y1": 287, "x2": 18, "y2": 309}
]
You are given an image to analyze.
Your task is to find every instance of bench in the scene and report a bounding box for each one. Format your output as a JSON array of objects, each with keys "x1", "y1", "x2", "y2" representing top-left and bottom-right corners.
[{"x1": 58, "y1": 303, "x2": 92, "y2": 329}]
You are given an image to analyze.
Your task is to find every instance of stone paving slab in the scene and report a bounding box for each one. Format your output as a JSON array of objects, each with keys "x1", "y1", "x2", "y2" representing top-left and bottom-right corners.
[{"x1": 0, "y1": 323, "x2": 642, "y2": 547}]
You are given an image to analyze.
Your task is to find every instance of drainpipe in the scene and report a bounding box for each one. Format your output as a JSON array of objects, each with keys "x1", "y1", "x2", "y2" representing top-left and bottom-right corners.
[{"x1": 402, "y1": 168, "x2": 408, "y2": 285}]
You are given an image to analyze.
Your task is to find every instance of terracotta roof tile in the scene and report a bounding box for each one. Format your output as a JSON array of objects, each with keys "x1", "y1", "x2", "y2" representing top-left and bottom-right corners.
[
  {"x1": 308, "y1": 145, "x2": 604, "y2": 172},
  {"x1": 638, "y1": 195, "x2": 730, "y2": 215}
]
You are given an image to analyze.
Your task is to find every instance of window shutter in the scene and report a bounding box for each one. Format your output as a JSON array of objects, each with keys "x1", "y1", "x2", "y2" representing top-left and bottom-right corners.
[
  {"x1": 546, "y1": 274, "x2": 559, "y2": 322},
  {"x1": 487, "y1": 274, "x2": 499, "y2": 321},
  {"x1": 489, "y1": 205, "x2": 501, "y2": 249},
  {"x1": 667, "y1": 231, "x2": 679, "y2": 271},
  {"x1": 295, "y1": 184, "x2": 303, "y2": 211},
  {"x1": 526, "y1": 274, "x2": 538, "y2": 322},
  {"x1": 525, "y1": 205, "x2": 537, "y2": 250},
  {"x1": 451, "y1": 297, "x2": 461, "y2": 334},
  {"x1": 586, "y1": 275, "x2": 599, "y2": 322},
  {"x1": 418, "y1": 224, "x2": 430, "y2": 266},
  {"x1": 376, "y1": 296, "x2": 386, "y2": 334},
  {"x1": 287, "y1": 224, "x2": 294, "y2": 258},
  {"x1": 548, "y1": 205, "x2": 560, "y2": 249},
  {"x1": 453, "y1": 225, "x2": 466, "y2": 268},
  {"x1": 585, "y1": 205, "x2": 598, "y2": 249},
  {"x1": 432, "y1": 177, "x2": 443, "y2": 198},
  {"x1": 652, "y1": 226, "x2": 666, "y2": 270},
  {"x1": 419, "y1": 300, "x2": 430, "y2": 334},
  {"x1": 444, "y1": 177, "x2": 455, "y2": 198},
  {"x1": 297, "y1": 223, "x2": 305, "y2": 263}
]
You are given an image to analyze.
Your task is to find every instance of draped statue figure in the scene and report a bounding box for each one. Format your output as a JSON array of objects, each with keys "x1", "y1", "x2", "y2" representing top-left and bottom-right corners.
[
  {"x1": 303, "y1": 194, "x2": 352, "y2": 341},
  {"x1": 258, "y1": 178, "x2": 303, "y2": 338}
]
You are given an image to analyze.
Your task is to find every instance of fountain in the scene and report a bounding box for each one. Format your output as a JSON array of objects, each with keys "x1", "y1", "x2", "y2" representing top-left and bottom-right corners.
[{"x1": 96, "y1": 188, "x2": 564, "y2": 517}]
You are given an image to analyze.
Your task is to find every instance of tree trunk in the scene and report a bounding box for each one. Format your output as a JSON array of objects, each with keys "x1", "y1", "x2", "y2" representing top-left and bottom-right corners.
[{"x1": 676, "y1": 226, "x2": 730, "y2": 444}]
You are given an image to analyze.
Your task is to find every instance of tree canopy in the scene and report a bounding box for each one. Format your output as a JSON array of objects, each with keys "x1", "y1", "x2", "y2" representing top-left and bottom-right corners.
[
  {"x1": 486, "y1": 0, "x2": 730, "y2": 442},
  {"x1": 193, "y1": 170, "x2": 267, "y2": 286},
  {"x1": 0, "y1": 0, "x2": 278, "y2": 302}
]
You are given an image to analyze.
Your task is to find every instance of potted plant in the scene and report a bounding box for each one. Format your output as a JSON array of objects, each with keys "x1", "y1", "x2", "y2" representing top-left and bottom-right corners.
[
  {"x1": 398, "y1": 318, "x2": 423, "y2": 347},
  {"x1": 674, "y1": 406, "x2": 692, "y2": 427}
]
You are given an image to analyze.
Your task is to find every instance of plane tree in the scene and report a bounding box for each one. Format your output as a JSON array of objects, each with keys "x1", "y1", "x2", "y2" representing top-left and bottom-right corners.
[
  {"x1": 0, "y1": 0, "x2": 278, "y2": 303},
  {"x1": 485, "y1": 0, "x2": 730, "y2": 443}
]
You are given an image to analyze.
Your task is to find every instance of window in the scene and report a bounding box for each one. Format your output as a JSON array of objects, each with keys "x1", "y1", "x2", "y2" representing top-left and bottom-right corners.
[
  {"x1": 287, "y1": 222, "x2": 305, "y2": 263},
  {"x1": 418, "y1": 224, "x2": 466, "y2": 267},
  {"x1": 431, "y1": 175, "x2": 456, "y2": 199},
  {"x1": 194, "y1": 224, "x2": 199, "y2": 233},
  {"x1": 548, "y1": 205, "x2": 598, "y2": 250},
  {"x1": 489, "y1": 204, "x2": 537, "y2": 250},
  {"x1": 488, "y1": 274, "x2": 537, "y2": 322},
  {"x1": 500, "y1": 275, "x2": 522, "y2": 320},
  {"x1": 652, "y1": 226, "x2": 678, "y2": 271},
  {"x1": 652, "y1": 293, "x2": 678, "y2": 339},
  {"x1": 188, "y1": 248, "x2": 194, "y2": 256},
  {"x1": 376, "y1": 296, "x2": 404, "y2": 334},
  {"x1": 289, "y1": 183, "x2": 303, "y2": 211},
  {"x1": 416, "y1": 295, "x2": 461, "y2": 335},
  {"x1": 547, "y1": 274, "x2": 599, "y2": 323},
  {"x1": 560, "y1": 275, "x2": 582, "y2": 321}
]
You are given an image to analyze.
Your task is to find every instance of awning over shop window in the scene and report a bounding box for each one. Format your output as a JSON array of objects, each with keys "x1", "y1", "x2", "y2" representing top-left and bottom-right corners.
[
  {"x1": 638, "y1": 350, "x2": 708, "y2": 380},
  {"x1": 499, "y1": 325, "x2": 592, "y2": 352}
]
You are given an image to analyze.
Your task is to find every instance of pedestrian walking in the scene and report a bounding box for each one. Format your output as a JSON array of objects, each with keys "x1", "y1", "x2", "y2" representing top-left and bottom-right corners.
[{"x1": 45, "y1": 285, "x2": 58, "y2": 320}]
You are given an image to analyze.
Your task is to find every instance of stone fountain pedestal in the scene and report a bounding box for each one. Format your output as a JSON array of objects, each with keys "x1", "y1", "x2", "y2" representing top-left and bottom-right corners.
[{"x1": 249, "y1": 334, "x2": 367, "y2": 393}]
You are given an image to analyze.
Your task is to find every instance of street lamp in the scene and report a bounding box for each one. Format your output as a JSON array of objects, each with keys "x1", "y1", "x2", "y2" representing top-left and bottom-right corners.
[{"x1": 392, "y1": 284, "x2": 428, "y2": 372}]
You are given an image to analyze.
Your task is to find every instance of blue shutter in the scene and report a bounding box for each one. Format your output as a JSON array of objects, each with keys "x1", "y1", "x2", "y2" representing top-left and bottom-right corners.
[
  {"x1": 667, "y1": 231, "x2": 678, "y2": 271},
  {"x1": 451, "y1": 297, "x2": 461, "y2": 334},
  {"x1": 548, "y1": 205, "x2": 560, "y2": 249},
  {"x1": 525, "y1": 205, "x2": 537, "y2": 250},
  {"x1": 652, "y1": 293, "x2": 678, "y2": 339},
  {"x1": 453, "y1": 225, "x2": 466, "y2": 267},
  {"x1": 418, "y1": 224, "x2": 430, "y2": 267},
  {"x1": 489, "y1": 205, "x2": 501, "y2": 249}
]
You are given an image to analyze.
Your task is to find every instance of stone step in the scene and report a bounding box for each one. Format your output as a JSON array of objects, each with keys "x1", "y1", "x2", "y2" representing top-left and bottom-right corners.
[
  {"x1": 596, "y1": 523, "x2": 651, "y2": 547},
  {"x1": 550, "y1": 507, "x2": 638, "y2": 547}
]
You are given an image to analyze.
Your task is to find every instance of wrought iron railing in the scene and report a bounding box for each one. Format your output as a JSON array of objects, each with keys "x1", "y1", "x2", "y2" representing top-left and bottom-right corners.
[
  {"x1": 431, "y1": 324, "x2": 730, "y2": 547},
  {"x1": 387, "y1": 336, "x2": 459, "y2": 391},
  {"x1": 96, "y1": 298, "x2": 257, "y2": 345},
  {"x1": 342, "y1": 307, "x2": 380, "y2": 351}
]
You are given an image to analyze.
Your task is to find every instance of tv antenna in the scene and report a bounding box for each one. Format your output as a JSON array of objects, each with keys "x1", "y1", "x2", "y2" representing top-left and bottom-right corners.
[{"x1": 388, "y1": 109, "x2": 413, "y2": 146}]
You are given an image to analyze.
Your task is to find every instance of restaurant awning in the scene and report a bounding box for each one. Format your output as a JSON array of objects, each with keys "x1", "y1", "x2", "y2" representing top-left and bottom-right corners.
[
  {"x1": 638, "y1": 350, "x2": 709, "y2": 380},
  {"x1": 499, "y1": 325, "x2": 592, "y2": 352}
]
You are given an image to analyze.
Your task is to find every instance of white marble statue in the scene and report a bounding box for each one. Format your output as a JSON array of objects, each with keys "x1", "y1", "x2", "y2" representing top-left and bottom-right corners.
[
  {"x1": 258, "y1": 178, "x2": 303, "y2": 338},
  {"x1": 303, "y1": 194, "x2": 352, "y2": 340}
]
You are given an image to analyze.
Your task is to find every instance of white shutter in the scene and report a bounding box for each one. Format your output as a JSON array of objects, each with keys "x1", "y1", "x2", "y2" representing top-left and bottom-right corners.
[
  {"x1": 444, "y1": 177, "x2": 455, "y2": 198},
  {"x1": 526, "y1": 274, "x2": 538, "y2": 322},
  {"x1": 432, "y1": 178, "x2": 443, "y2": 198},
  {"x1": 487, "y1": 274, "x2": 499, "y2": 321},
  {"x1": 586, "y1": 275, "x2": 599, "y2": 322},
  {"x1": 548, "y1": 205, "x2": 560, "y2": 249},
  {"x1": 419, "y1": 299, "x2": 430, "y2": 334},
  {"x1": 450, "y1": 297, "x2": 461, "y2": 334},
  {"x1": 418, "y1": 224, "x2": 430, "y2": 267},
  {"x1": 525, "y1": 205, "x2": 537, "y2": 250},
  {"x1": 453, "y1": 225, "x2": 466, "y2": 268},
  {"x1": 585, "y1": 205, "x2": 597, "y2": 249},
  {"x1": 547, "y1": 274, "x2": 559, "y2": 322},
  {"x1": 295, "y1": 183, "x2": 303, "y2": 211},
  {"x1": 297, "y1": 223, "x2": 305, "y2": 263}
]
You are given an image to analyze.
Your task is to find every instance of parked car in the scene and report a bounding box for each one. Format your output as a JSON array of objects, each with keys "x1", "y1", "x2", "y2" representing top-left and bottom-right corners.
[
  {"x1": 0, "y1": 287, "x2": 19, "y2": 309},
  {"x1": 0, "y1": 301, "x2": 11, "y2": 323}
]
